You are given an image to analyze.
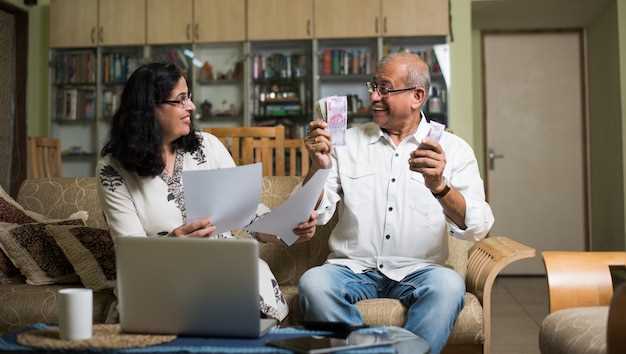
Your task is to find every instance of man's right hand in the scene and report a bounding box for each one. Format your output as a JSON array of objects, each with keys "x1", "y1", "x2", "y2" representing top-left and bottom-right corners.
[
  {"x1": 170, "y1": 217, "x2": 216, "y2": 238},
  {"x1": 305, "y1": 120, "x2": 332, "y2": 170}
]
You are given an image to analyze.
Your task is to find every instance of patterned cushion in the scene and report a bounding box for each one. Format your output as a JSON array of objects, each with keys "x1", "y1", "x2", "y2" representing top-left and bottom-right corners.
[
  {"x1": 0, "y1": 220, "x2": 85, "y2": 285},
  {"x1": 46, "y1": 226, "x2": 116, "y2": 291},
  {"x1": 17, "y1": 178, "x2": 105, "y2": 228},
  {"x1": 539, "y1": 307, "x2": 608, "y2": 354},
  {"x1": 0, "y1": 284, "x2": 116, "y2": 334},
  {"x1": 0, "y1": 185, "x2": 39, "y2": 224}
]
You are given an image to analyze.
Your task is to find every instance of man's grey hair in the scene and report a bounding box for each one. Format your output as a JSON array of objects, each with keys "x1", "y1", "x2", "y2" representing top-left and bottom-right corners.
[{"x1": 377, "y1": 52, "x2": 431, "y2": 98}]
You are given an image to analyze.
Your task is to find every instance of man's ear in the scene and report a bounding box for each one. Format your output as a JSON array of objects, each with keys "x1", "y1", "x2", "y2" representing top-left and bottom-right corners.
[{"x1": 412, "y1": 87, "x2": 426, "y2": 110}]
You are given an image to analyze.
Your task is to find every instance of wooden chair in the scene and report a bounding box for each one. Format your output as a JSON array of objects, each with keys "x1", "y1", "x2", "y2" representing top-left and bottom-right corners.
[
  {"x1": 252, "y1": 138, "x2": 309, "y2": 177},
  {"x1": 203, "y1": 126, "x2": 285, "y2": 176},
  {"x1": 27, "y1": 136, "x2": 62, "y2": 178}
]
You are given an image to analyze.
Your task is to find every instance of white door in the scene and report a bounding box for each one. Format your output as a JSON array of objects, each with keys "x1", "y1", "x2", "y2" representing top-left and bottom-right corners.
[{"x1": 484, "y1": 32, "x2": 587, "y2": 275}]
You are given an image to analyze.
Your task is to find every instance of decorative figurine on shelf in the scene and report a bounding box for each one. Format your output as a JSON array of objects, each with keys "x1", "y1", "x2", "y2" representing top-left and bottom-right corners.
[
  {"x1": 232, "y1": 60, "x2": 243, "y2": 80},
  {"x1": 200, "y1": 99, "x2": 212, "y2": 120},
  {"x1": 199, "y1": 62, "x2": 214, "y2": 82}
]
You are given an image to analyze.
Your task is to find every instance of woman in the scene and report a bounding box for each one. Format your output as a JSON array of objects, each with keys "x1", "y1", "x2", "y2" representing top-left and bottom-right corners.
[{"x1": 96, "y1": 62, "x2": 315, "y2": 321}]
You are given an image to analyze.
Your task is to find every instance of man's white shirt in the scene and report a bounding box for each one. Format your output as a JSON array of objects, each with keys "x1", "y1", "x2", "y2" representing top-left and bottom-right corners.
[{"x1": 315, "y1": 116, "x2": 494, "y2": 281}]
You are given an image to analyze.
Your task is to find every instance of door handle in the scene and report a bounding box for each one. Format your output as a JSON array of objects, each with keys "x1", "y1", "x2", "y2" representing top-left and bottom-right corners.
[{"x1": 488, "y1": 148, "x2": 504, "y2": 171}]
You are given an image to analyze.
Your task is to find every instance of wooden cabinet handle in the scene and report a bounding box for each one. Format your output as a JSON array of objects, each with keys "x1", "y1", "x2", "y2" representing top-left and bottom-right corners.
[
  {"x1": 98, "y1": 26, "x2": 103, "y2": 43},
  {"x1": 90, "y1": 27, "x2": 96, "y2": 44},
  {"x1": 383, "y1": 17, "x2": 387, "y2": 34},
  {"x1": 375, "y1": 17, "x2": 379, "y2": 34},
  {"x1": 194, "y1": 23, "x2": 199, "y2": 40},
  {"x1": 186, "y1": 24, "x2": 191, "y2": 40},
  {"x1": 306, "y1": 19, "x2": 311, "y2": 36}
]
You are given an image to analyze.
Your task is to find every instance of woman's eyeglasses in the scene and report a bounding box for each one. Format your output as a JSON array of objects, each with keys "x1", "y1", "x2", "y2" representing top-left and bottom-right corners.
[{"x1": 161, "y1": 93, "x2": 193, "y2": 107}]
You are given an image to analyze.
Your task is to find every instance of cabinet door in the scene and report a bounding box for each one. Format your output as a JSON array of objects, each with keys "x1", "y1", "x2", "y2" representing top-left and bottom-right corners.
[
  {"x1": 49, "y1": 0, "x2": 98, "y2": 48},
  {"x1": 99, "y1": 0, "x2": 146, "y2": 46},
  {"x1": 194, "y1": 0, "x2": 245, "y2": 42},
  {"x1": 382, "y1": 0, "x2": 448, "y2": 37},
  {"x1": 248, "y1": 0, "x2": 313, "y2": 40},
  {"x1": 315, "y1": 0, "x2": 380, "y2": 39},
  {"x1": 147, "y1": 0, "x2": 193, "y2": 44}
]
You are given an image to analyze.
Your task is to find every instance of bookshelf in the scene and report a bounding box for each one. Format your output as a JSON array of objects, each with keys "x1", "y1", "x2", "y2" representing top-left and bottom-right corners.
[{"x1": 50, "y1": 39, "x2": 449, "y2": 177}]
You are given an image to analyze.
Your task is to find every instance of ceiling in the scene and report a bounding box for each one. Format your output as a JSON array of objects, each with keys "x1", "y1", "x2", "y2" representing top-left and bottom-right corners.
[{"x1": 472, "y1": 0, "x2": 613, "y2": 30}]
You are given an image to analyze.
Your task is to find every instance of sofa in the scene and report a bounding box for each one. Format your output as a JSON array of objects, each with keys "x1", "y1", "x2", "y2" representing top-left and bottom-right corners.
[
  {"x1": 539, "y1": 251, "x2": 626, "y2": 354},
  {"x1": 0, "y1": 176, "x2": 535, "y2": 354}
]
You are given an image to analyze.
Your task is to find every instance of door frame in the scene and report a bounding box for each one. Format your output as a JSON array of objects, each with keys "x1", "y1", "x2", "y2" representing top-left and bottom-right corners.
[
  {"x1": 480, "y1": 29, "x2": 591, "y2": 251},
  {"x1": 0, "y1": 1, "x2": 28, "y2": 197}
]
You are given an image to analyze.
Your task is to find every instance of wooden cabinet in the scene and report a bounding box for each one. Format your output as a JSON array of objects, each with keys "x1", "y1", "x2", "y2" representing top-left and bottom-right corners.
[
  {"x1": 99, "y1": 0, "x2": 146, "y2": 46},
  {"x1": 382, "y1": 0, "x2": 448, "y2": 36},
  {"x1": 247, "y1": 0, "x2": 313, "y2": 40},
  {"x1": 49, "y1": 0, "x2": 98, "y2": 48},
  {"x1": 314, "y1": 0, "x2": 380, "y2": 39},
  {"x1": 194, "y1": 0, "x2": 245, "y2": 43},
  {"x1": 147, "y1": 0, "x2": 193, "y2": 44}
]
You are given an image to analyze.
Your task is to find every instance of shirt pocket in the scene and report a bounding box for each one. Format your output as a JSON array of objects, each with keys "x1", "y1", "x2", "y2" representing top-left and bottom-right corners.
[
  {"x1": 340, "y1": 167, "x2": 376, "y2": 207},
  {"x1": 408, "y1": 173, "x2": 445, "y2": 228}
]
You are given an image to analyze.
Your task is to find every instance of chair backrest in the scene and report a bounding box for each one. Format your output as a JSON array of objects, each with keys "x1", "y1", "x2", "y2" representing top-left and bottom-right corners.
[
  {"x1": 608, "y1": 283, "x2": 626, "y2": 354},
  {"x1": 284, "y1": 139, "x2": 309, "y2": 177},
  {"x1": 542, "y1": 251, "x2": 626, "y2": 313},
  {"x1": 27, "y1": 136, "x2": 62, "y2": 178},
  {"x1": 203, "y1": 126, "x2": 285, "y2": 176}
]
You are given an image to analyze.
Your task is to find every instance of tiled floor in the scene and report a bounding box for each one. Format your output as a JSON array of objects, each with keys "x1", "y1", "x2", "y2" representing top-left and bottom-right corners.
[{"x1": 491, "y1": 276, "x2": 548, "y2": 354}]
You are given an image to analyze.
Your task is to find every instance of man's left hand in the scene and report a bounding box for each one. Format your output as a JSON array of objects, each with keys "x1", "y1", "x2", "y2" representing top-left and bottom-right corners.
[
  {"x1": 409, "y1": 138, "x2": 447, "y2": 193},
  {"x1": 293, "y1": 211, "x2": 318, "y2": 243}
]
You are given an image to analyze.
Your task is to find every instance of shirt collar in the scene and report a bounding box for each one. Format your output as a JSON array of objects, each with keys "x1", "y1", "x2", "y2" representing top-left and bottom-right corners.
[{"x1": 367, "y1": 111, "x2": 431, "y2": 145}]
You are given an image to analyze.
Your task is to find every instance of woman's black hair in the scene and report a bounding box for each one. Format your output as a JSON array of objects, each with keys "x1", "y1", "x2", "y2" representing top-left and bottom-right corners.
[{"x1": 101, "y1": 62, "x2": 201, "y2": 177}]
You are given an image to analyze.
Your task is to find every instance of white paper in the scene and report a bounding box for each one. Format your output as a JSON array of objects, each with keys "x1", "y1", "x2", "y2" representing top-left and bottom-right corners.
[
  {"x1": 433, "y1": 44, "x2": 451, "y2": 89},
  {"x1": 183, "y1": 163, "x2": 262, "y2": 234},
  {"x1": 246, "y1": 168, "x2": 330, "y2": 246}
]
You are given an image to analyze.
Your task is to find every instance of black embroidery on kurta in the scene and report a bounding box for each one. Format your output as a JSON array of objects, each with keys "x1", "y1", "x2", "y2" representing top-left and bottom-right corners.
[
  {"x1": 98, "y1": 165, "x2": 124, "y2": 192},
  {"x1": 160, "y1": 150, "x2": 187, "y2": 221},
  {"x1": 192, "y1": 148, "x2": 207, "y2": 165}
]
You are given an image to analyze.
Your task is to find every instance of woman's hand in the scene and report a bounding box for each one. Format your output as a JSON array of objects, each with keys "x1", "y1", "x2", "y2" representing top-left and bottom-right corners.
[
  {"x1": 294, "y1": 211, "x2": 318, "y2": 243},
  {"x1": 170, "y1": 217, "x2": 216, "y2": 238}
]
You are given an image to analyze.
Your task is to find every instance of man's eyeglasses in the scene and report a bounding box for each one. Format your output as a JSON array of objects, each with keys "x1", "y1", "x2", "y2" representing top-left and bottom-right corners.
[
  {"x1": 365, "y1": 81, "x2": 417, "y2": 97},
  {"x1": 161, "y1": 93, "x2": 193, "y2": 107}
]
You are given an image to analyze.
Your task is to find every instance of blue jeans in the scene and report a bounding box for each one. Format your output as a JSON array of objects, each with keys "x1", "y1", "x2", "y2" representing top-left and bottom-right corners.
[{"x1": 298, "y1": 264, "x2": 465, "y2": 354}]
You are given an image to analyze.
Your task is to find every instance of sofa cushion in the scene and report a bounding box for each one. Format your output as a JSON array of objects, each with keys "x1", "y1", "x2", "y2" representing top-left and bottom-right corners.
[
  {"x1": 0, "y1": 220, "x2": 85, "y2": 285},
  {"x1": 47, "y1": 225, "x2": 116, "y2": 291},
  {"x1": 355, "y1": 293, "x2": 483, "y2": 345},
  {"x1": 0, "y1": 284, "x2": 116, "y2": 334},
  {"x1": 539, "y1": 306, "x2": 608, "y2": 354},
  {"x1": 279, "y1": 287, "x2": 483, "y2": 345},
  {"x1": 17, "y1": 178, "x2": 106, "y2": 229}
]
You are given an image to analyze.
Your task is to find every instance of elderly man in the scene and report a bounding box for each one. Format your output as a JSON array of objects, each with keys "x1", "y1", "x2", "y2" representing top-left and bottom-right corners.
[{"x1": 298, "y1": 52, "x2": 494, "y2": 354}]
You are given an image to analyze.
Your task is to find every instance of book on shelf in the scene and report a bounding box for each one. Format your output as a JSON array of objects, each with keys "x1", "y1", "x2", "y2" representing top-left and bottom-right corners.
[
  {"x1": 320, "y1": 49, "x2": 372, "y2": 76},
  {"x1": 54, "y1": 51, "x2": 96, "y2": 84},
  {"x1": 103, "y1": 53, "x2": 140, "y2": 83},
  {"x1": 55, "y1": 88, "x2": 95, "y2": 121}
]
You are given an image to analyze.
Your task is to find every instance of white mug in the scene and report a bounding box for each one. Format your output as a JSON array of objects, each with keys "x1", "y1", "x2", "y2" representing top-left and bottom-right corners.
[{"x1": 56, "y1": 288, "x2": 93, "y2": 340}]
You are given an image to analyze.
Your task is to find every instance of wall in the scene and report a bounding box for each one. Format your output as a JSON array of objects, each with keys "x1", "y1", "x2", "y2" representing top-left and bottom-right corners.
[
  {"x1": 588, "y1": 0, "x2": 625, "y2": 250},
  {"x1": 620, "y1": 0, "x2": 626, "y2": 250},
  {"x1": 5, "y1": 0, "x2": 49, "y2": 137},
  {"x1": 449, "y1": 0, "x2": 476, "y2": 148}
]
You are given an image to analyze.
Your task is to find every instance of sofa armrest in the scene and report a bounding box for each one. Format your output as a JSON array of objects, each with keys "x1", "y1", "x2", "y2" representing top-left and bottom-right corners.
[
  {"x1": 465, "y1": 236, "x2": 535, "y2": 354},
  {"x1": 542, "y1": 251, "x2": 626, "y2": 313}
]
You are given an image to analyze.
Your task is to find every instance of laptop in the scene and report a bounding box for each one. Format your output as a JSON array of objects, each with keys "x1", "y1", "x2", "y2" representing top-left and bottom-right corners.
[{"x1": 115, "y1": 236, "x2": 277, "y2": 337}]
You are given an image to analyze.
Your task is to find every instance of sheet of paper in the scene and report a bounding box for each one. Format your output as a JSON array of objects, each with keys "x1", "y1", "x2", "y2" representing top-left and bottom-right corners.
[
  {"x1": 246, "y1": 168, "x2": 330, "y2": 246},
  {"x1": 183, "y1": 163, "x2": 262, "y2": 234}
]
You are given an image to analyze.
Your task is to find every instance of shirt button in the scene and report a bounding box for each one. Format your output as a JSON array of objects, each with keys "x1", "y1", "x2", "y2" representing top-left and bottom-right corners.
[
  {"x1": 388, "y1": 206, "x2": 393, "y2": 211},
  {"x1": 385, "y1": 234, "x2": 391, "y2": 240},
  {"x1": 391, "y1": 178, "x2": 396, "y2": 183},
  {"x1": 395, "y1": 153, "x2": 399, "y2": 157},
  {"x1": 379, "y1": 264, "x2": 384, "y2": 269}
]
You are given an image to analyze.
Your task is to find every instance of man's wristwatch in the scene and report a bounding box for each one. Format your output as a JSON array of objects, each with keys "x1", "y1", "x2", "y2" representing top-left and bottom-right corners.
[{"x1": 432, "y1": 183, "x2": 451, "y2": 199}]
